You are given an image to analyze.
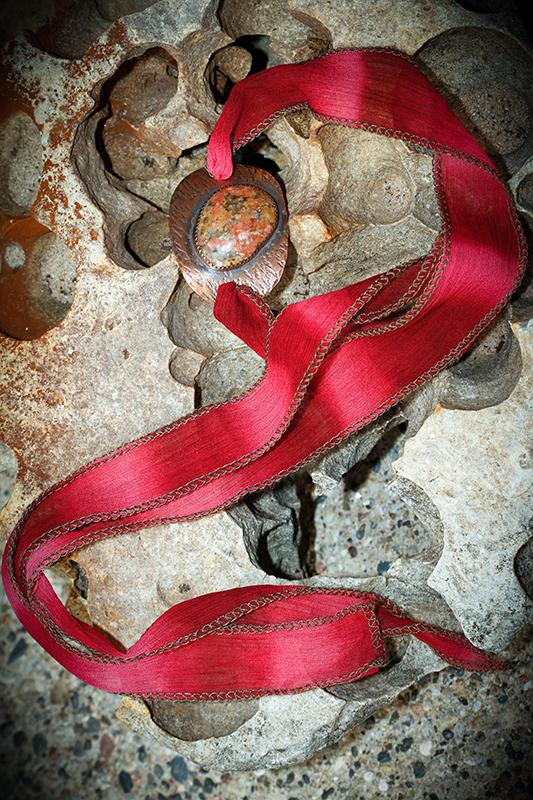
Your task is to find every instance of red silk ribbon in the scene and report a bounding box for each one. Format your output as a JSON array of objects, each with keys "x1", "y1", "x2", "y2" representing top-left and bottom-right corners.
[{"x1": 2, "y1": 49, "x2": 525, "y2": 699}]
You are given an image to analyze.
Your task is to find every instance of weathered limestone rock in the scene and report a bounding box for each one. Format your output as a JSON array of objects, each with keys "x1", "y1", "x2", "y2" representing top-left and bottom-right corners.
[
  {"x1": 289, "y1": 0, "x2": 524, "y2": 54},
  {"x1": 161, "y1": 280, "x2": 243, "y2": 356},
  {"x1": 0, "y1": 255, "x2": 194, "y2": 534},
  {"x1": 144, "y1": 696, "x2": 261, "y2": 742},
  {"x1": 2, "y1": 0, "x2": 533, "y2": 772},
  {"x1": 117, "y1": 633, "x2": 447, "y2": 771},
  {"x1": 394, "y1": 320, "x2": 533, "y2": 651},
  {"x1": 126, "y1": 210, "x2": 173, "y2": 266},
  {"x1": 440, "y1": 314, "x2": 523, "y2": 410},
  {"x1": 96, "y1": 0, "x2": 159, "y2": 21},
  {"x1": 196, "y1": 347, "x2": 265, "y2": 406},
  {"x1": 416, "y1": 26, "x2": 533, "y2": 175},
  {"x1": 219, "y1": 0, "x2": 329, "y2": 65},
  {"x1": 0, "y1": 105, "x2": 42, "y2": 217},
  {"x1": 70, "y1": 513, "x2": 279, "y2": 649}
]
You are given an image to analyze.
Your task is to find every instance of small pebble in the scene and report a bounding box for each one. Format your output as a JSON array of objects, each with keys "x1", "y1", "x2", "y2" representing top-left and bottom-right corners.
[
  {"x1": 4, "y1": 243, "x2": 25, "y2": 270},
  {"x1": 378, "y1": 778, "x2": 388, "y2": 792},
  {"x1": 7, "y1": 637, "x2": 28, "y2": 664},
  {"x1": 87, "y1": 716, "x2": 100, "y2": 733},
  {"x1": 363, "y1": 771, "x2": 374, "y2": 782},
  {"x1": 419, "y1": 741, "x2": 432, "y2": 757},
  {"x1": 505, "y1": 742, "x2": 524, "y2": 762},
  {"x1": 32, "y1": 732, "x2": 47, "y2": 756},
  {"x1": 1, "y1": 721, "x2": 15, "y2": 738},
  {"x1": 100, "y1": 733, "x2": 115, "y2": 760},
  {"x1": 13, "y1": 731, "x2": 25, "y2": 747},
  {"x1": 170, "y1": 755, "x2": 189, "y2": 783},
  {"x1": 119, "y1": 770, "x2": 133, "y2": 793},
  {"x1": 399, "y1": 737, "x2": 413, "y2": 752},
  {"x1": 413, "y1": 761, "x2": 427, "y2": 778}
]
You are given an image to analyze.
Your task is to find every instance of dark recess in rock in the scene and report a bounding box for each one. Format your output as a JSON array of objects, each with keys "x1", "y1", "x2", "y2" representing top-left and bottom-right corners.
[
  {"x1": 73, "y1": 48, "x2": 180, "y2": 269},
  {"x1": 145, "y1": 696, "x2": 260, "y2": 742},
  {"x1": 440, "y1": 316, "x2": 523, "y2": 410}
]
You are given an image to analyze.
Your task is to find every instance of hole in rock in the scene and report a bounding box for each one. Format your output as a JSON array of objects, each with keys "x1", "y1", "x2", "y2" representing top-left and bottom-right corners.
[
  {"x1": 205, "y1": 35, "x2": 275, "y2": 111},
  {"x1": 0, "y1": 442, "x2": 18, "y2": 513},
  {"x1": 95, "y1": 47, "x2": 180, "y2": 182},
  {"x1": 0, "y1": 105, "x2": 43, "y2": 217},
  {"x1": 206, "y1": 43, "x2": 254, "y2": 106},
  {"x1": 310, "y1": 426, "x2": 433, "y2": 580},
  {"x1": 229, "y1": 424, "x2": 433, "y2": 583},
  {"x1": 233, "y1": 34, "x2": 275, "y2": 73},
  {"x1": 234, "y1": 132, "x2": 285, "y2": 176},
  {"x1": 74, "y1": 47, "x2": 187, "y2": 269},
  {"x1": 0, "y1": 218, "x2": 76, "y2": 340}
]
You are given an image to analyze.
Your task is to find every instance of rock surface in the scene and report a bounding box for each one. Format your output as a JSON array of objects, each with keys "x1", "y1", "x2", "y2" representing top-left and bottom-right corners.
[
  {"x1": 416, "y1": 26, "x2": 533, "y2": 175},
  {"x1": 117, "y1": 634, "x2": 447, "y2": 771},
  {"x1": 1, "y1": 0, "x2": 533, "y2": 772},
  {"x1": 394, "y1": 320, "x2": 533, "y2": 651}
]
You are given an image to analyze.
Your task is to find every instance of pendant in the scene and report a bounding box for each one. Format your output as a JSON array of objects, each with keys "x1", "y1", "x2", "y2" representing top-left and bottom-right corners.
[{"x1": 168, "y1": 165, "x2": 288, "y2": 302}]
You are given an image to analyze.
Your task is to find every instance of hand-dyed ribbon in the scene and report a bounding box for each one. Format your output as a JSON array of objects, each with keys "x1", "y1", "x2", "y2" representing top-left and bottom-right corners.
[{"x1": 2, "y1": 49, "x2": 525, "y2": 699}]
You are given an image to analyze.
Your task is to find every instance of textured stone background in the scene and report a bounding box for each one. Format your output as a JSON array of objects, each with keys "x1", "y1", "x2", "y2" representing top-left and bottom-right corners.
[
  {"x1": 1, "y1": 448, "x2": 532, "y2": 798},
  {"x1": 1, "y1": 0, "x2": 533, "y2": 796}
]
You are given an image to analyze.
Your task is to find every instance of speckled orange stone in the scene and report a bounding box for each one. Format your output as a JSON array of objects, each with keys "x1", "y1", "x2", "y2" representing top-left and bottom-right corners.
[{"x1": 195, "y1": 184, "x2": 278, "y2": 269}]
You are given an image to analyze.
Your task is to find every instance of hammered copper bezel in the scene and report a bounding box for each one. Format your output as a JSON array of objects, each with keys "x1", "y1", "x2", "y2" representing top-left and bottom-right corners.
[{"x1": 168, "y1": 165, "x2": 288, "y2": 303}]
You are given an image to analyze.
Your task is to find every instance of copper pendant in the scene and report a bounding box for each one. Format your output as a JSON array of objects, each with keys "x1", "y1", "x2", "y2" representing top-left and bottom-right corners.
[{"x1": 168, "y1": 165, "x2": 288, "y2": 302}]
